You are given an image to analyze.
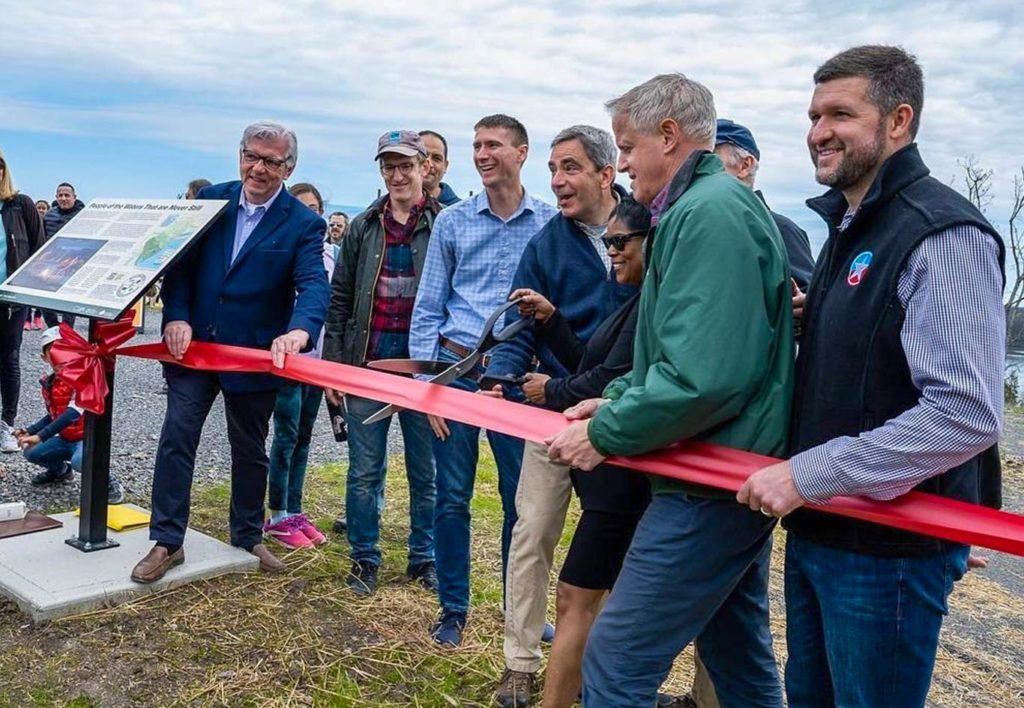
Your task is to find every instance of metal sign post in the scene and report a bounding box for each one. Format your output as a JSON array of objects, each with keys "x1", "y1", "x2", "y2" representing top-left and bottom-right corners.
[{"x1": 64, "y1": 319, "x2": 119, "y2": 552}]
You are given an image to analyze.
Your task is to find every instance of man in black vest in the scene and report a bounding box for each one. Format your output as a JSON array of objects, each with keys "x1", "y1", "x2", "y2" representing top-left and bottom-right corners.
[{"x1": 738, "y1": 45, "x2": 1004, "y2": 707}]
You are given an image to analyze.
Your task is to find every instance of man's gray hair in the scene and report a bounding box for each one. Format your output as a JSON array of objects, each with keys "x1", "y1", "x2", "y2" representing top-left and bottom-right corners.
[
  {"x1": 717, "y1": 142, "x2": 760, "y2": 186},
  {"x1": 240, "y1": 121, "x2": 298, "y2": 166},
  {"x1": 605, "y1": 73, "x2": 716, "y2": 148},
  {"x1": 550, "y1": 125, "x2": 617, "y2": 170}
]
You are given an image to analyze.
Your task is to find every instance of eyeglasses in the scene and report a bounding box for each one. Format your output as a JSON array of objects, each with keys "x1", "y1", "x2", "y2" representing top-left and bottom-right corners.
[
  {"x1": 240, "y1": 149, "x2": 291, "y2": 172},
  {"x1": 380, "y1": 162, "x2": 418, "y2": 177},
  {"x1": 601, "y1": 231, "x2": 647, "y2": 251}
]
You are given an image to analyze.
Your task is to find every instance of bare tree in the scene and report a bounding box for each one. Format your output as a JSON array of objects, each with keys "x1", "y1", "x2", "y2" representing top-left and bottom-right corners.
[{"x1": 957, "y1": 158, "x2": 1024, "y2": 347}]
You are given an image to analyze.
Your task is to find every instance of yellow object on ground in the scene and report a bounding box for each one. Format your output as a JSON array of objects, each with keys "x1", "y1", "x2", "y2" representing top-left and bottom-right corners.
[{"x1": 72, "y1": 505, "x2": 150, "y2": 531}]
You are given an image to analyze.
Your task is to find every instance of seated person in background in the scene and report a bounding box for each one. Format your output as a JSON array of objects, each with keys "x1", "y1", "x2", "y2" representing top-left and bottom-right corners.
[
  {"x1": 19, "y1": 327, "x2": 125, "y2": 503},
  {"x1": 498, "y1": 196, "x2": 652, "y2": 708}
]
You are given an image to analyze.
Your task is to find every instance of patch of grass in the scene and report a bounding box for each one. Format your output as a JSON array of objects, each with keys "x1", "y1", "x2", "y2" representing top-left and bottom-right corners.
[{"x1": 0, "y1": 449, "x2": 1022, "y2": 705}]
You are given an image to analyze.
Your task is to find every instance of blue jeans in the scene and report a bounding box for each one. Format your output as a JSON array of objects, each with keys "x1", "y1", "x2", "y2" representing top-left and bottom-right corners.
[
  {"x1": 784, "y1": 534, "x2": 969, "y2": 708},
  {"x1": 24, "y1": 435, "x2": 83, "y2": 474},
  {"x1": 344, "y1": 394, "x2": 436, "y2": 567},
  {"x1": 433, "y1": 351, "x2": 524, "y2": 614},
  {"x1": 582, "y1": 492, "x2": 782, "y2": 707},
  {"x1": 268, "y1": 382, "x2": 323, "y2": 515}
]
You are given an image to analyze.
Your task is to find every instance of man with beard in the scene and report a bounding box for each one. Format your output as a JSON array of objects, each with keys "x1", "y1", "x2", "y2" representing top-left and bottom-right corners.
[{"x1": 739, "y1": 45, "x2": 1004, "y2": 707}]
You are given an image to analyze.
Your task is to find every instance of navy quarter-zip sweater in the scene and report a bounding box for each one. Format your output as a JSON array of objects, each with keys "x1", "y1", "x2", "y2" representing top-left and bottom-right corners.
[{"x1": 484, "y1": 207, "x2": 637, "y2": 399}]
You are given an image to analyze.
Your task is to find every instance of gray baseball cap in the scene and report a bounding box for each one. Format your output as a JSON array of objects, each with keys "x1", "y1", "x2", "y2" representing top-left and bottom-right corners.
[{"x1": 375, "y1": 130, "x2": 427, "y2": 160}]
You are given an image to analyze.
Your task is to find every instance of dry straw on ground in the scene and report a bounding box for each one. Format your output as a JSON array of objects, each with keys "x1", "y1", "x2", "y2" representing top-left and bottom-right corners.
[{"x1": 1, "y1": 456, "x2": 1022, "y2": 706}]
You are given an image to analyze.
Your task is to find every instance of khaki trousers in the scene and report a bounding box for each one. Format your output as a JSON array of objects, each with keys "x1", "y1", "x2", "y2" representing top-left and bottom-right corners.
[
  {"x1": 503, "y1": 440, "x2": 573, "y2": 672},
  {"x1": 501, "y1": 441, "x2": 722, "y2": 708}
]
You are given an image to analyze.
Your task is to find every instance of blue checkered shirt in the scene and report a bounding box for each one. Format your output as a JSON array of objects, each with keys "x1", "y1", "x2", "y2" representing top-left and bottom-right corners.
[
  {"x1": 410, "y1": 189, "x2": 557, "y2": 360},
  {"x1": 791, "y1": 219, "x2": 1004, "y2": 502}
]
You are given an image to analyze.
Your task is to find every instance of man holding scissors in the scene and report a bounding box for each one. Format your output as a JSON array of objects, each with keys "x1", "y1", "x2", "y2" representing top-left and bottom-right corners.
[{"x1": 409, "y1": 114, "x2": 557, "y2": 647}]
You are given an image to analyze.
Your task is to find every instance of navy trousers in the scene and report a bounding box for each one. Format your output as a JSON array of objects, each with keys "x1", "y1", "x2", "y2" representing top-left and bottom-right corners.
[
  {"x1": 149, "y1": 366, "x2": 277, "y2": 549},
  {"x1": 582, "y1": 492, "x2": 782, "y2": 707}
]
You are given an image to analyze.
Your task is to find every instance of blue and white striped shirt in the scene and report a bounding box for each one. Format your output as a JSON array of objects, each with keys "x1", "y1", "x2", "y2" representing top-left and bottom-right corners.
[
  {"x1": 409, "y1": 189, "x2": 557, "y2": 360},
  {"x1": 791, "y1": 221, "x2": 1004, "y2": 503}
]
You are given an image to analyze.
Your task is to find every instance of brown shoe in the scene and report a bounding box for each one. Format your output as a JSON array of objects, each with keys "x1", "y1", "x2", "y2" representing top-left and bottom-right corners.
[
  {"x1": 495, "y1": 669, "x2": 535, "y2": 708},
  {"x1": 130, "y1": 545, "x2": 184, "y2": 584},
  {"x1": 250, "y1": 542, "x2": 286, "y2": 573}
]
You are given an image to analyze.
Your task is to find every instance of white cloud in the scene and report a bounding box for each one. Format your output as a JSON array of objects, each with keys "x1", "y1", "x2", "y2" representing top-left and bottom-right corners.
[{"x1": 3, "y1": 0, "x2": 1024, "y2": 238}]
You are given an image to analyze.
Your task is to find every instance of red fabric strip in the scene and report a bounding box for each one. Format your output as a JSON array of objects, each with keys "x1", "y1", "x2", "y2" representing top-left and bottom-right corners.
[{"x1": 116, "y1": 341, "x2": 1024, "y2": 556}]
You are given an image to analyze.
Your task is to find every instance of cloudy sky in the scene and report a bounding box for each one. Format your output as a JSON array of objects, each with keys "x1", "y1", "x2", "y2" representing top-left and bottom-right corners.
[{"x1": 3, "y1": 0, "x2": 1023, "y2": 250}]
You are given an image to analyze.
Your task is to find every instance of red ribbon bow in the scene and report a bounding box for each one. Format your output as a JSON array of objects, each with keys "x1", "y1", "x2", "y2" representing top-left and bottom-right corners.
[{"x1": 48, "y1": 315, "x2": 137, "y2": 414}]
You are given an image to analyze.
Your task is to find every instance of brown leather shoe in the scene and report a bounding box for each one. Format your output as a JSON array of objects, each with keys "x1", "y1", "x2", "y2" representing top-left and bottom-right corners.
[
  {"x1": 130, "y1": 545, "x2": 184, "y2": 584},
  {"x1": 250, "y1": 542, "x2": 286, "y2": 573}
]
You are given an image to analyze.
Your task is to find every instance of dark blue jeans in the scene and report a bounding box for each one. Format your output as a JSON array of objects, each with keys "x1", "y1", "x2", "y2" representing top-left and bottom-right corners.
[
  {"x1": 784, "y1": 534, "x2": 969, "y2": 708},
  {"x1": 24, "y1": 435, "x2": 83, "y2": 474},
  {"x1": 268, "y1": 382, "x2": 323, "y2": 515},
  {"x1": 432, "y1": 351, "x2": 524, "y2": 613},
  {"x1": 582, "y1": 492, "x2": 782, "y2": 707},
  {"x1": 344, "y1": 394, "x2": 436, "y2": 567},
  {"x1": 150, "y1": 366, "x2": 277, "y2": 549}
]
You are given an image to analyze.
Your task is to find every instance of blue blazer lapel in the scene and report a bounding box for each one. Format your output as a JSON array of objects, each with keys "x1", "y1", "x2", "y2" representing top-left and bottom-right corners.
[
  {"x1": 222, "y1": 183, "x2": 243, "y2": 274},
  {"x1": 227, "y1": 189, "x2": 290, "y2": 275}
]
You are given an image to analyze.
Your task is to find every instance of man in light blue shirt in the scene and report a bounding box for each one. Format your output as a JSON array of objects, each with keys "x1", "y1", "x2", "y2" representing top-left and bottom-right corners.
[{"x1": 410, "y1": 114, "x2": 557, "y2": 647}]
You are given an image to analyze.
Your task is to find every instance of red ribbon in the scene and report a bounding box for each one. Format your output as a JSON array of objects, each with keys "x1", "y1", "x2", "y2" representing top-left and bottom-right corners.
[
  {"x1": 48, "y1": 315, "x2": 138, "y2": 414},
  {"x1": 112, "y1": 340, "x2": 1024, "y2": 557}
]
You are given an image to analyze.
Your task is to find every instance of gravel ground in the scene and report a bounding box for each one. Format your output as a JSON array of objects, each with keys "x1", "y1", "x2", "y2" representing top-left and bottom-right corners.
[{"x1": 0, "y1": 311, "x2": 405, "y2": 512}]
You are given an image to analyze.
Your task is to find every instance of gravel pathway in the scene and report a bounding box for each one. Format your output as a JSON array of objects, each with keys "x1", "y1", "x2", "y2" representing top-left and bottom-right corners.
[{"x1": 0, "y1": 312, "x2": 405, "y2": 512}]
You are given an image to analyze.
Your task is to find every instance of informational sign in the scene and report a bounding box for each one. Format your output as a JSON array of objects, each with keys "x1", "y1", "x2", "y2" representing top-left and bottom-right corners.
[{"x1": 0, "y1": 199, "x2": 227, "y2": 321}]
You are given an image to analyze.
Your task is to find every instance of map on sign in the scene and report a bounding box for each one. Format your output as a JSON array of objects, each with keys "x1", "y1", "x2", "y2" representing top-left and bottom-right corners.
[{"x1": 0, "y1": 199, "x2": 227, "y2": 321}]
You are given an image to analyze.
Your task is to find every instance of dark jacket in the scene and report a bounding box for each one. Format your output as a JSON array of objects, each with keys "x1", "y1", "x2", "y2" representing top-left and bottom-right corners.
[
  {"x1": 323, "y1": 194, "x2": 442, "y2": 366},
  {"x1": 540, "y1": 293, "x2": 650, "y2": 513},
  {"x1": 1, "y1": 192, "x2": 45, "y2": 278},
  {"x1": 540, "y1": 293, "x2": 640, "y2": 413},
  {"x1": 43, "y1": 199, "x2": 85, "y2": 239},
  {"x1": 437, "y1": 182, "x2": 460, "y2": 207},
  {"x1": 161, "y1": 181, "x2": 330, "y2": 393},
  {"x1": 485, "y1": 189, "x2": 637, "y2": 390},
  {"x1": 784, "y1": 143, "x2": 1004, "y2": 556},
  {"x1": 756, "y1": 191, "x2": 815, "y2": 290}
]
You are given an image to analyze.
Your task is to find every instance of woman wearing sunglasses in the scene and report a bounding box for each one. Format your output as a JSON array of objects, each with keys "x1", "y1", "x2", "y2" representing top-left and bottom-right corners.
[{"x1": 509, "y1": 195, "x2": 653, "y2": 707}]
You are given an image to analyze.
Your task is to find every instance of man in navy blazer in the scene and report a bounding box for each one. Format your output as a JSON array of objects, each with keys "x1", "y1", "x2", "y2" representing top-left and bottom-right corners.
[{"x1": 131, "y1": 121, "x2": 330, "y2": 584}]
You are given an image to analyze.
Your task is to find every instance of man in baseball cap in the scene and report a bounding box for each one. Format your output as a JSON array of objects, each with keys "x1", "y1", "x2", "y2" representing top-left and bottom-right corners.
[
  {"x1": 375, "y1": 129, "x2": 428, "y2": 160},
  {"x1": 322, "y1": 129, "x2": 441, "y2": 597},
  {"x1": 714, "y1": 118, "x2": 815, "y2": 290}
]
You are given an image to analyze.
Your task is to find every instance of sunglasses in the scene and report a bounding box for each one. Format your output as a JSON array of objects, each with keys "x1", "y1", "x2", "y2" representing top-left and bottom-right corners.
[{"x1": 601, "y1": 231, "x2": 646, "y2": 252}]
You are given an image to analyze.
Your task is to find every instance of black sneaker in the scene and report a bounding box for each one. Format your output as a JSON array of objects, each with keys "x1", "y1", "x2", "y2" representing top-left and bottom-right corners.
[
  {"x1": 31, "y1": 464, "x2": 73, "y2": 486},
  {"x1": 406, "y1": 561, "x2": 438, "y2": 592},
  {"x1": 347, "y1": 560, "x2": 378, "y2": 596},
  {"x1": 332, "y1": 517, "x2": 347, "y2": 534},
  {"x1": 430, "y1": 608, "x2": 466, "y2": 647},
  {"x1": 108, "y1": 477, "x2": 126, "y2": 505},
  {"x1": 656, "y1": 693, "x2": 698, "y2": 708}
]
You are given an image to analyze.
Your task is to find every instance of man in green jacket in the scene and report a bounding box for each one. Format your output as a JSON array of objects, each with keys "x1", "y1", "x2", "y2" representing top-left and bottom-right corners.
[{"x1": 546, "y1": 73, "x2": 793, "y2": 707}]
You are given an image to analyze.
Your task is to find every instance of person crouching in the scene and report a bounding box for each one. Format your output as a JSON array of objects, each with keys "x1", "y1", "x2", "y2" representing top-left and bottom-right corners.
[{"x1": 19, "y1": 326, "x2": 125, "y2": 503}]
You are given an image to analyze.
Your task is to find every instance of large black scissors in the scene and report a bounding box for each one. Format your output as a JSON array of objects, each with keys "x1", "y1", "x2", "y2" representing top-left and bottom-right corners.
[{"x1": 361, "y1": 298, "x2": 531, "y2": 424}]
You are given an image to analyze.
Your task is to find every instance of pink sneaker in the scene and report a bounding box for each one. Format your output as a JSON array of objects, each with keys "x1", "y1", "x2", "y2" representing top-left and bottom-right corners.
[
  {"x1": 263, "y1": 516, "x2": 313, "y2": 549},
  {"x1": 294, "y1": 514, "x2": 327, "y2": 546}
]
